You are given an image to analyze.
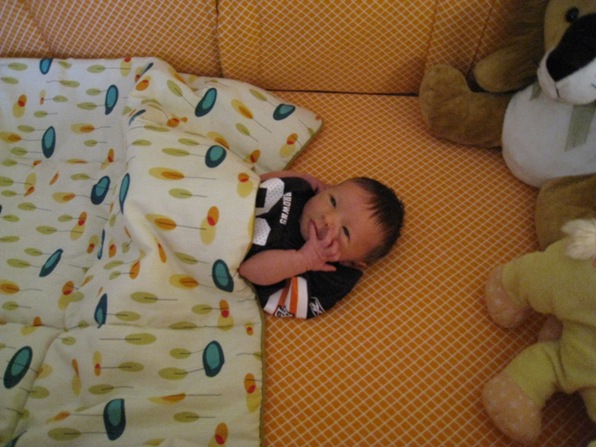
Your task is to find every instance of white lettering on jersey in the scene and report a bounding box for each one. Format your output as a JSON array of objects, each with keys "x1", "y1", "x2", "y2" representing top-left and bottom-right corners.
[
  {"x1": 280, "y1": 192, "x2": 292, "y2": 225},
  {"x1": 273, "y1": 306, "x2": 294, "y2": 318},
  {"x1": 309, "y1": 297, "x2": 326, "y2": 317}
]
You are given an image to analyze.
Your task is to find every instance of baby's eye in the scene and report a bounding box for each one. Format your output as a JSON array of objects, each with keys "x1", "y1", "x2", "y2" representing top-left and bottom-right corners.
[
  {"x1": 330, "y1": 195, "x2": 337, "y2": 207},
  {"x1": 342, "y1": 226, "x2": 350, "y2": 239}
]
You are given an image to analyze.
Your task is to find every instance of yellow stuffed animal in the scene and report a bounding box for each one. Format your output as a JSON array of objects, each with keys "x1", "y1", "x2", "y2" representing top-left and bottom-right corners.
[
  {"x1": 422, "y1": 2, "x2": 596, "y2": 443},
  {"x1": 483, "y1": 218, "x2": 596, "y2": 445},
  {"x1": 419, "y1": 0, "x2": 596, "y2": 187}
]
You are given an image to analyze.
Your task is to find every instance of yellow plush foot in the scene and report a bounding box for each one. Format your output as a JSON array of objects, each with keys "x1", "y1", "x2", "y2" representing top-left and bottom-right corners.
[
  {"x1": 482, "y1": 372, "x2": 542, "y2": 445},
  {"x1": 484, "y1": 265, "x2": 530, "y2": 328}
]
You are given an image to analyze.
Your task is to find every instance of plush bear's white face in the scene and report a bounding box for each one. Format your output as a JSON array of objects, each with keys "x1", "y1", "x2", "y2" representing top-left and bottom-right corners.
[
  {"x1": 538, "y1": 44, "x2": 596, "y2": 104},
  {"x1": 539, "y1": 3, "x2": 596, "y2": 104}
]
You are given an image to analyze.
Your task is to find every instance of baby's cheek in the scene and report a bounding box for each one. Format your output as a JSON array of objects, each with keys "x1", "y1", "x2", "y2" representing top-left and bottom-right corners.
[
  {"x1": 298, "y1": 216, "x2": 309, "y2": 240},
  {"x1": 334, "y1": 243, "x2": 346, "y2": 260}
]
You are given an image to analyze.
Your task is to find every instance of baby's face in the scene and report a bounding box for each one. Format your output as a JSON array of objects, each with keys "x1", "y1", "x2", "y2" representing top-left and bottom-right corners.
[{"x1": 299, "y1": 180, "x2": 382, "y2": 268}]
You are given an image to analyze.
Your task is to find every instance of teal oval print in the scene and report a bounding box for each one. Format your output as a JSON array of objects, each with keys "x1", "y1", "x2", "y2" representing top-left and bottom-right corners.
[
  {"x1": 205, "y1": 145, "x2": 226, "y2": 168},
  {"x1": 103, "y1": 399, "x2": 126, "y2": 440},
  {"x1": 40, "y1": 249, "x2": 63, "y2": 277},
  {"x1": 212, "y1": 259, "x2": 233, "y2": 292},
  {"x1": 4, "y1": 346, "x2": 33, "y2": 389},
  {"x1": 203, "y1": 341, "x2": 224, "y2": 377},
  {"x1": 105, "y1": 85, "x2": 119, "y2": 115},
  {"x1": 42, "y1": 126, "x2": 56, "y2": 158},
  {"x1": 273, "y1": 103, "x2": 296, "y2": 120},
  {"x1": 195, "y1": 88, "x2": 217, "y2": 117}
]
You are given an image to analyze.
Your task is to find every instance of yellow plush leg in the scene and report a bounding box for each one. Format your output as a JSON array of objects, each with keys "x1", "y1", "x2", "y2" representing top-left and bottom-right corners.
[
  {"x1": 483, "y1": 341, "x2": 562, "y2": 445},
  {"x1": 580, "y1": 387, "x2": 596, "y2": 423},
  {"x1": 483, "y1": 371, "x2": 542, "y2": 445},
  {"x1": 484, "y1": 265, "x2": 531, "y2": 328}
]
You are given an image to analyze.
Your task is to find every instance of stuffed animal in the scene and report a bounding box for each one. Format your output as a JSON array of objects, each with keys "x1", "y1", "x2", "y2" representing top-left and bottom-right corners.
[
  {"x1": 535, "y1": 173, "x2": 596, "y2": 249},
  {"x1": 482, "y1": 218, "x2": 596, "y2": 445},
  {"x1": 419, "y1": 0, "x2": 596, "y2": 187}
]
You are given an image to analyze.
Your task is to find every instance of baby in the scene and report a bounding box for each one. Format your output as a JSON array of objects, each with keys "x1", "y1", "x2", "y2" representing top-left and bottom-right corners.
[{"x1": 239, "y1": 171, "x2": 405, "y2": 319}]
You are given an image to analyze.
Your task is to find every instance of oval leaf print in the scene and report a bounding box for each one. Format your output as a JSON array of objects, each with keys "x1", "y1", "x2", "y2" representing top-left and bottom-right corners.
[
  {"x1": 128, "y1": 109, "x2": 146, "y2": 125},
  {"x1": 273, "y1": 104, "x2": 296, "y2": 120},
  {"x1": 95, "y1": 293, "x2": 108, "y2": 328},
  {"x1": 91, "y1": 176, "x2": 111, "y2": 205},
  {"x1": 39, "y1": 58, "x2": 53, "y2": 74},
  {"x1": 203, "y1": 341, "x2": 225, "y2": 377},
  {"x1": 40, "y1": 249, "x2": 63, "y2": 277},
  {"x1": 195, "y1": 88, "x2": 217, "y2": 117},
  {"x1": 205, "y1": 145, "x2": 226, "y2": 168},
  {"x1": 104, "y1": 85, "x2": 119, "y2": 115},
  {"x1": 3, "y1": 346, "x2": 33, "y2": 389},
  {"x1": 42, "y1": 126, "x2": 56, "y2": 158},
  {"x1": 139, "y1": 62, "x2": 154, "y2": 77},
  {"x1": 167, "y1": 80, "x2": 184, "y2": 97},
  {"x1": 119, "y1": 173, "x2": 130, "y2": 213},
  {"x1": 104, "y1": 399, "x2": 126, "y2": 441},
  {"x1": 212, "y1": 260, "x2": 233, "y2": 292}
]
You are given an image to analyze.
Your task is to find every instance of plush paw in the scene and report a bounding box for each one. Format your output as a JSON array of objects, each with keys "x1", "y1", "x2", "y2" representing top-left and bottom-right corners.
[
  {"x1": 419, "y1": 65, "x2": 472, "y2": 137},
  {"x1": 484, "y1": 265, "x2": 530, "y2": 328},
  {"x1": 419, "y1": 64, "x2": 508, "y2": 146},
  {"x1": 483, "y1": 372, "x2": 542, "y2": 445}
]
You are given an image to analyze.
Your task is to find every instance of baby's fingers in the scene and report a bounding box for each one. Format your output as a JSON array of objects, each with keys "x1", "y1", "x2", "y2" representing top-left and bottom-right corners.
[
  {"x1": 308, "y1": 221, "x2": 319, "y2": 241},
  {"x1": 319, "y1": 263, "x2": 337, "y2": 273},
  {"x1": 321, "y1": 243, "x2": 340, "y2": 264}
]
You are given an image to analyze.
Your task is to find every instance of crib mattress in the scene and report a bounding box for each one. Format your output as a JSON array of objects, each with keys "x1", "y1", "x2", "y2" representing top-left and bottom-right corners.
[{"x1": 263, "y1": 91, "x2": 596, "y2": 446}]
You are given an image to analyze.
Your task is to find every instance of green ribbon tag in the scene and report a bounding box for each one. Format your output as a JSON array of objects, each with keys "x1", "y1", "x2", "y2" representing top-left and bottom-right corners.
[{"x1": 566, "y1": 102, "x2": 596, "y2": 151}]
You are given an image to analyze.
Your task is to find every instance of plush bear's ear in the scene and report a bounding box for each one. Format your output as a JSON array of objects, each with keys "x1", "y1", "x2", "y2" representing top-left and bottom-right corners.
[{"x1": 473, "y1": 0, "x2": 550, "y2": 93}]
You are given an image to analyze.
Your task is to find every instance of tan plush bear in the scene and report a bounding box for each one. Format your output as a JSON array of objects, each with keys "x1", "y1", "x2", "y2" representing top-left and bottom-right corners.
[
  {"x1": 419, "y1": 0, "x2": 596, "y2": 187},
  {"x1": 535, "y1": 174, "x2": 596, "y2": 250},
  {"x1": 482, "y1": 218, "x2": 596, "y2": 445}
]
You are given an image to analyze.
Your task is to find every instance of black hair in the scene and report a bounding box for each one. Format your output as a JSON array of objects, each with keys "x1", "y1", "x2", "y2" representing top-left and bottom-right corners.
[{"x1": 348, "y1": 177, "x2": 405, "y2": 264}]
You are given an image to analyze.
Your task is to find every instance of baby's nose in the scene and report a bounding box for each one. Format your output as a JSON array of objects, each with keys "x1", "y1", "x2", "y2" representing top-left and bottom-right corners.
[{"x1": 319, "y1": 215, "x2": 338, "y2": 240}]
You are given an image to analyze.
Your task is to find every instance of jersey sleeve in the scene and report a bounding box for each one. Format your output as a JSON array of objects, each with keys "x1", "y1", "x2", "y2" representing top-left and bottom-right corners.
[
  {"x1": 256, "y1": 264, "x2": 363, "y2": 319},
  {"x1": 261, "y1": 276, "x2": 311, "y2": 318}
]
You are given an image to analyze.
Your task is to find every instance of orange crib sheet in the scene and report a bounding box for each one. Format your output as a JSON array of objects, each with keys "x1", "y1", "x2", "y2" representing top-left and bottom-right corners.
[
  {"x1": 2, "y1": 1, "x2": 596, "y2": 445},
  {"x1": 263, "y1": 91, "x2": 596, "y2": 446}
]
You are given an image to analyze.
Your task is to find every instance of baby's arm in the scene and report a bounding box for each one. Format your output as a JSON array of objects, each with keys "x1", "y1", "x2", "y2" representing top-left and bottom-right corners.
[
  {"x1": 260, "y1": 170, "x2": 328, "y2": 192},
  {"x1": 239, "y1": 222, "x2": 339, "y2": 285}
]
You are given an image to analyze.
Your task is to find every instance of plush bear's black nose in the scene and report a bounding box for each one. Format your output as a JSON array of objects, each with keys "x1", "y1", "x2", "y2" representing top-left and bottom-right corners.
[{"x1": 546, "y1": 13, "x2": 596, "y2": 82}]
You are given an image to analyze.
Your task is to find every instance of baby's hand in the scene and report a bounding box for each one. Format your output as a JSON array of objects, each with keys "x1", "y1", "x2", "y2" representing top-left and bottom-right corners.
[
  {"x1": 294, "y1": 172, "x2": 328, "y2": 193},
  {"x1": 299, "y1": 222, "x2": 339, "y2": 272},
  {"x1": 259, "y1": 171, "x2": 328, "y2": 193}
]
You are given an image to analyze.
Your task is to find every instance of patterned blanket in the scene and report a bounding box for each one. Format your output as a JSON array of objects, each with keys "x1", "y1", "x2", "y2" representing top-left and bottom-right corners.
[{"x1": 0, "y1": 57, "x2": 322, "y2": 446}]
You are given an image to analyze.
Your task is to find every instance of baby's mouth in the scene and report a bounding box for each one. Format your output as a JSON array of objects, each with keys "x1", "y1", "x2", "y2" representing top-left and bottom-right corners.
[{"x1": 315, "y1": 222, "x2": 328, "y2": 241}]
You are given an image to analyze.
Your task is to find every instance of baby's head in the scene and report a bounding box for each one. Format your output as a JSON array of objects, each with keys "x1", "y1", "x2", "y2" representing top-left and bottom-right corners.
[
  {"x1": 349, "y1": 177, "x2": 405, "y2": 265},
  {"x1": 299, "y1": 177, "x2": 405, "y2": 269}
]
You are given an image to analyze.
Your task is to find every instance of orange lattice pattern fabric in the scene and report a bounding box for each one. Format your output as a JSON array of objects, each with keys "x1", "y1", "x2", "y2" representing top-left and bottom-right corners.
[
  {"x1": 264, "y1": 91, "x2": 596, "y2": 446},
  {"x1": 1, "y1": 0, "x2": 595, "y2": 445},
  {"x1": 1, "y1": 0, "x2": 222, "y2": 77},
  {"x1": 2, "y1": 0, "x2": 522, "y2": 94},
  {"x1": 218, "y1": 0, "x2": 516, "y2": 93}
]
